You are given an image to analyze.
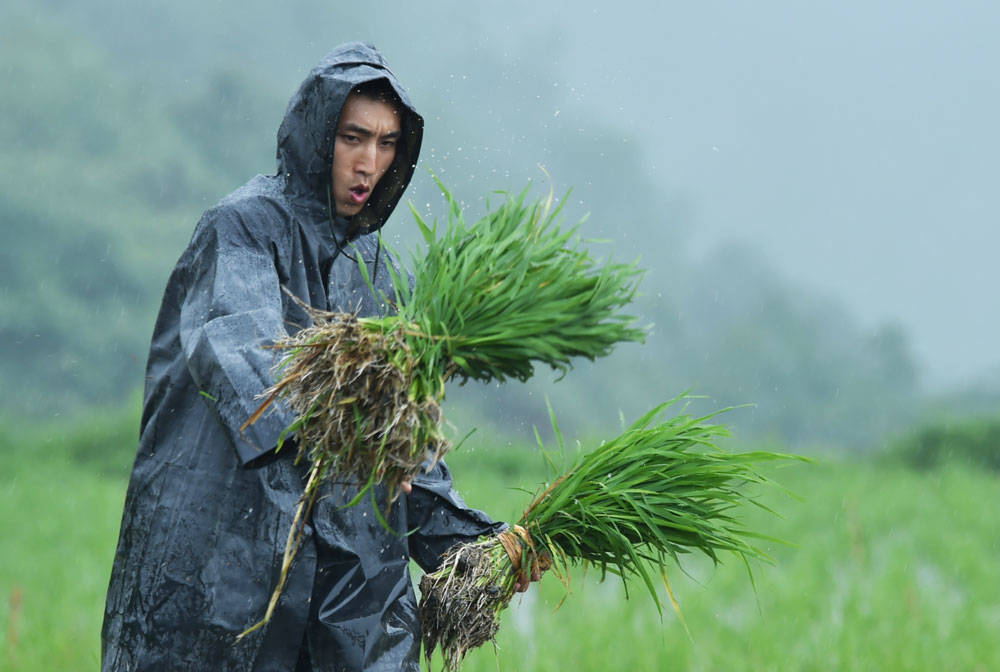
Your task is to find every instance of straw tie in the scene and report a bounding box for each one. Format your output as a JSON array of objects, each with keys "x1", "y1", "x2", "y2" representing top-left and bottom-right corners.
[{"x1": 498, "y1": 524, "x2": 551, "y2": 583}]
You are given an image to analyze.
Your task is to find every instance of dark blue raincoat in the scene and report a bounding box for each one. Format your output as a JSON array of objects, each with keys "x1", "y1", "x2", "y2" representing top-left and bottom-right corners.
[{"x1": 102, "y1": 42, "x2": 504, "y2": 671}]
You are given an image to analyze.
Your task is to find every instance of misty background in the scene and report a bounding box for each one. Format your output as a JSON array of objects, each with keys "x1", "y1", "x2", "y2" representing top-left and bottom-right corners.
[{"x1": 3, "y1": 0, "x2": 998, "y2": 450}]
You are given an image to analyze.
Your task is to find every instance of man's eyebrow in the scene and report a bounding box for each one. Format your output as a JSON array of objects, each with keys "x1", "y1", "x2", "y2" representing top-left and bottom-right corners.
[
  {"x1": 339, "y1": 123, "x2": 374, "y2": 137},
  {"x1": 339, "y1": 123, "x2": 402, "y2": 139}
]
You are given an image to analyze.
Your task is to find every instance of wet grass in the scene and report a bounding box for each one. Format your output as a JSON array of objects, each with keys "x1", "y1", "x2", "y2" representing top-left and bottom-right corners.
[
  {"x1": 2, "y1": 418, "x2": 998, "y2": 671},
  {"x1": 443, "y1": 447, "x2": 1000, "y2": 671},
  {"x1": 0, "y1": 433, "x2": 125, "y2": 671}
]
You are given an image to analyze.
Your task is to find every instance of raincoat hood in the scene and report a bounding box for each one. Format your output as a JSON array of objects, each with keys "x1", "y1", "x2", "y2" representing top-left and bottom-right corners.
[{"x1": 276, "y1": 41, "x2": 424, "y2": 234}]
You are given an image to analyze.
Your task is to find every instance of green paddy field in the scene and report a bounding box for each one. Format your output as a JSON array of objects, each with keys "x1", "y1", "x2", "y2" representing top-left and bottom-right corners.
[{"x1": 2, "y1": 422, "x2": 997, "y2": 671}]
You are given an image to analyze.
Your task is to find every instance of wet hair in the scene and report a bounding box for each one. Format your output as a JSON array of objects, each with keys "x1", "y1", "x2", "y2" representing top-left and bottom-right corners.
[{"x1": 350, "y1": 78, "x2": 405, "y2": 116}]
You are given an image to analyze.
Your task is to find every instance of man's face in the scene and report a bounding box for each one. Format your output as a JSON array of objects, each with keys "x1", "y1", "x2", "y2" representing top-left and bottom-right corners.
[{"x1": 330, "y1": 92, "x2": 402, "y2": 217}]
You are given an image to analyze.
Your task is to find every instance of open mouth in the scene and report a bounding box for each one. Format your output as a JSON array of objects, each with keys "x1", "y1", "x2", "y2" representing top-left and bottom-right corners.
[{"x1": 348, "y1": 185, "x2": 370, "y2": 205}]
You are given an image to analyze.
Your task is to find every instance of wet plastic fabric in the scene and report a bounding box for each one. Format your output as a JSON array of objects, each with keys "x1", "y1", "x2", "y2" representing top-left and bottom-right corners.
[{"x1": 102, "y1": 43, "x2": 504, "y2": 671}]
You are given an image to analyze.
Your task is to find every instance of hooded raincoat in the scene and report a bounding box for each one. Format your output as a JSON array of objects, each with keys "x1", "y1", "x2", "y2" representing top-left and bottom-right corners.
[{"x1": 102, "y1": 43, "x2": 504, "y2": 671}]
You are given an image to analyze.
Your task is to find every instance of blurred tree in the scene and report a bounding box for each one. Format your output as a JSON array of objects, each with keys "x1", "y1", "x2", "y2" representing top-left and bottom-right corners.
[
  {"x1": 168, "y1": 70, "x2": 283, "y2": 189},
  {"x1": 0, "y1": 9, "x2": 235, "y2": 415},
  {"x1": 2, "y1": 0, "x2": 929, "y2": 452},
  {"x1": 656, "y1": 243, "x2": 921, "y2": 447},
  {"x1": 889, "y1": 413, "x2": 1000, "y2": 472}
]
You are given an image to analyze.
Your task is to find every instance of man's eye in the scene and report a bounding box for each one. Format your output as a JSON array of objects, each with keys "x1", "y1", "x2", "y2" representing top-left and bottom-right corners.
[
  {"x1": 381, "y1": 139, "x2": 397, "y2": 148},
  {"x1": 340, "y1": 134, "x2": 360, "y2": 144}
]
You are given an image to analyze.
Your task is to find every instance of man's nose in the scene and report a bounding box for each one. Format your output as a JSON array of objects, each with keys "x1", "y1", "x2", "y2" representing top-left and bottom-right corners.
[{"x1": 356, "y1": 143, "x2": 377, "y2": 175}]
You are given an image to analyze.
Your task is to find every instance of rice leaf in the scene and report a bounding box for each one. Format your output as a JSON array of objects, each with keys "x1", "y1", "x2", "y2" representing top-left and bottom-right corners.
[{"x1": 418, "y1": 397, "x2": 805, "y2": 670}]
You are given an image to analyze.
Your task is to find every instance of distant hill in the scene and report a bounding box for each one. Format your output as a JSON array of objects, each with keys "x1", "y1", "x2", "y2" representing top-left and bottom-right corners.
[
  {"x1": 2, "y1": 0, "x2": 925, "y2": 448},
  {"x1": 0, "y1": 6, "x2": 241, "y2": 413}
]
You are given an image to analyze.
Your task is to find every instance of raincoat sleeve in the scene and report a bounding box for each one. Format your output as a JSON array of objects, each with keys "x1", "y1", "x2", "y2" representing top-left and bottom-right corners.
[
  {"x1": 178, "y1": 205, "x2": 297, "y2": 466},
  {"x1": 406, "y1": 459, "x2": 507, "y2": 572}
]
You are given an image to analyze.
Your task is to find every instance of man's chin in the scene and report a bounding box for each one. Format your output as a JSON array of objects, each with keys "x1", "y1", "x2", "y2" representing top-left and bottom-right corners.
[{"x1": 337, "y1": 202, "x2": 363, "y2": 218}]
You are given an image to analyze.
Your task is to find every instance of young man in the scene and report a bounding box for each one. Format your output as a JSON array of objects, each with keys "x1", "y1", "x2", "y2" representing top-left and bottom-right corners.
[{"x1": 102, "y1": 43, "x2": 507, "y2": 671}]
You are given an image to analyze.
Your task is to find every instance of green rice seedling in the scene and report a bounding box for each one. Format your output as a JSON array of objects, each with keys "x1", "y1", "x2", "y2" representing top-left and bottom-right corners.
[
  {"x1": 418, "y1": 399, "x2": 799, "y2": 671},
  {"x1": 237, "y1": 181, "x2": 645, "y2": 639},
  {"x1": 247, "y1": 179, "x2": 644, "y2": 499}
]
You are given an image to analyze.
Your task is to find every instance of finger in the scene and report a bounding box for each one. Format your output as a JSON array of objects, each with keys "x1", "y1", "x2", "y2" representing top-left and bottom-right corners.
[{"x1": 401, "y1": 480, "x2": 413, "y2": 495}]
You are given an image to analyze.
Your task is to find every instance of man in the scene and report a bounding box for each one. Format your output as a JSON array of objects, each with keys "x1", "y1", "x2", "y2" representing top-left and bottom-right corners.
[{"x1": 103, "y1": 42, "x2": 508, "y2": 671}]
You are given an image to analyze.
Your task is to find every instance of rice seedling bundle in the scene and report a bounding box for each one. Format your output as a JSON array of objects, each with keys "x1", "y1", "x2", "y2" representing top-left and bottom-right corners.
[
  {"x1": 418, "y1": 400, "x2": 797, "y2": 671},
  {"x1": 246, "y1": 181, "x2": 644, "y2": 493},
  {"x1": 247, "y1": 180, "x2": 644, "y2": 495},
  {"x1": 236, "y1": 182, "x2": 645, "y2": 639}
]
